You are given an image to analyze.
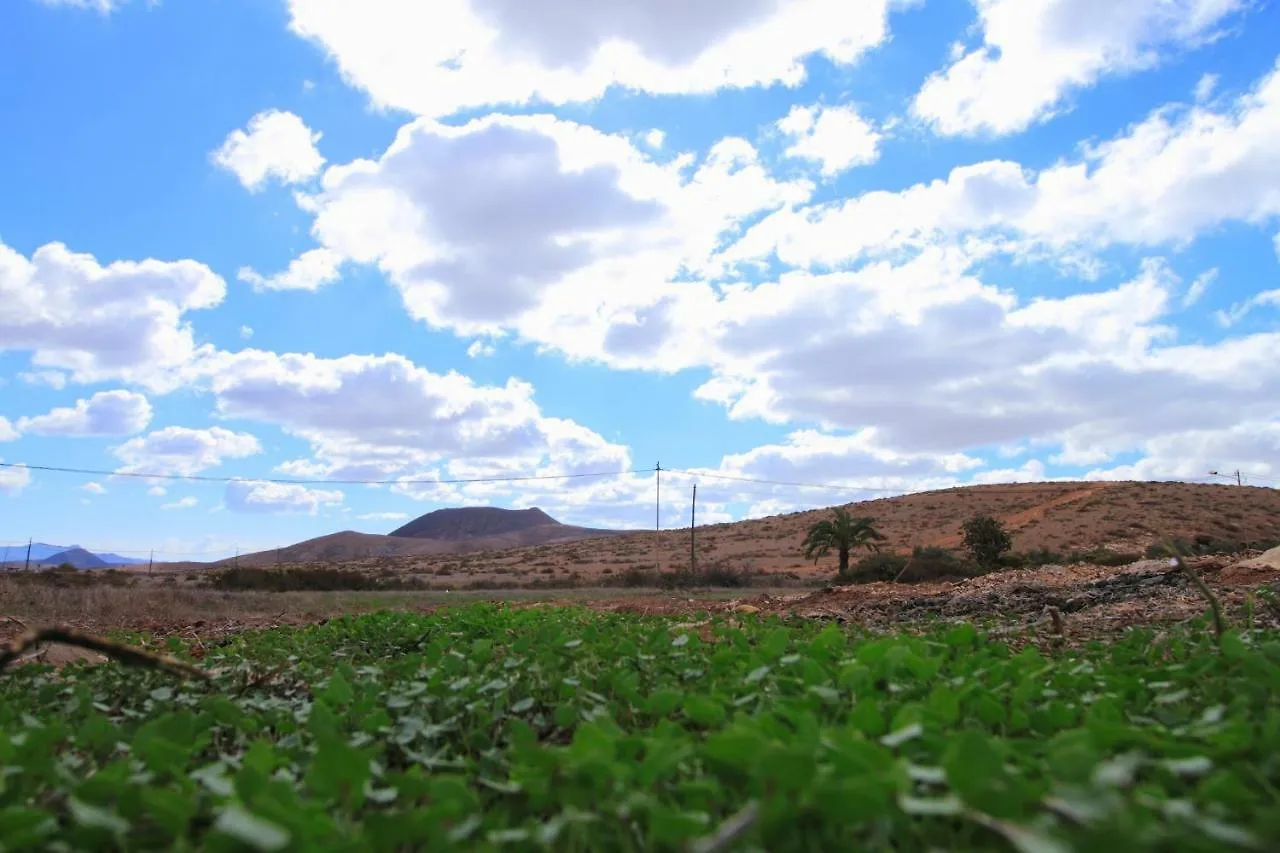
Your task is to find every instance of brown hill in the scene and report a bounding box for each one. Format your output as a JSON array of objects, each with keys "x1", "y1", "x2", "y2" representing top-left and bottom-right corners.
[
  {"x1": 192, "y1": 480, "x2": 1280, "y2": 583},
  {"x1": 213, "y1": 509, "x2": 625, "y2": 569},
  {"x1": 392, "y1": 506, "x2": 564, "y2": 539}
]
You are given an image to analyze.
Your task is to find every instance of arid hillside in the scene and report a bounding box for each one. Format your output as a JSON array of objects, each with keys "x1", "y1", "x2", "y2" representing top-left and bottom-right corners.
[{"x1": 161, "y1": 480, "x2": 1280, "y2": 583}]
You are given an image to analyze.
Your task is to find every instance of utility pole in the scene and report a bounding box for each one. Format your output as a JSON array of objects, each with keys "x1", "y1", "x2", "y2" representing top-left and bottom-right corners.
[
  {"x1": 234, "y1": 548, "x2": 240, "y2": 569},
  {"x1": 24, "y1": 538, "x2": 32, "y2": 572},
  {"x1": 1209, "y1": 469, "x2": 1243, "y2": 486},
  {"x1": 655, "y1": 462, "x2": 662, "y2": 573},
  {"x1": 148, "y1": 550, "x2": 154, "y2": 574},
  {"x1": 1, "y1": 546, "x2": 8, "y2": 571},
  {"x1": 690, "y1": 483, "x2": 697, "y2": 575}
]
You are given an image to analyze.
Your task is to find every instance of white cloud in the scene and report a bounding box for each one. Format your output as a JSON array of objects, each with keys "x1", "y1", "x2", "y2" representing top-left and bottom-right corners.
[
  {"x1": 287, "y1": 0, "x2": 905, "y2": 117},
  {"x1": 162, "y1": 496, "x2": 199, "y2": 510},
  {"x1": 19, "y1": 370, "x2": 68, "y2": 390},
  {"x1": 1084, "y1": 421, "x2": 1280, "y2": 482},
  {"x1": 299, "y1": 113, "x2": 808, "y2": 352},
  {"x1": 466, "y1": 339, "x2": 496, "y2": 358},
  {"x1": 81, "y1": 481, "x2": 106, "y2": 495},
  {"x1": 237, "y1": 247, "x2": 344, "y2": 292},
  {"x1": 644, "y1": 129, "x2": 666, "y2": 149},
  {"x1": 195, "y1": 349, "x2": 632, "y2": 485},
  {"x1": 113, "y1": 426, "x2": 262, "y2": 476},
  {"x1": 224, "y1": 480, "x2": 343, "y2": 515},
  {"x1": 1215, "y1": 288, "x2": 1280, "y2": 326},
  {"x1": 358, "y1": 511, "x2": 409, "y2": 521},
  {"x1": 912, "y1": 0, "x2": 1247, "y2": 137},
  {"x1": 0, "y1": 240, "x2": 225, "y2": 391},
  {"x1": 17, "y1": 390, "x2": 152, "y2": 437},
  {"x1": 0, "y1": 417, "x2": 17, "y2": 442},
  {"x1": 212, "y1": 109, "x2": 325, "y2": 191},
  {"x1": 0, "y1": 460, "x2": 30, "y2": 495},
  {"x1": 1194, "y1": 72, "x2": 1220, "y2": 103},
  {"x1": 38, "y1": 0, "x2": 129, "y2": 12},
  {"x1": 147, "y1": 485, "x2": 167, "y2": 497},
  {"x1": 777, "y1": 103, "x2": 881, "y2": 176},
  {"x1": 1182, "y1": 269, "x2": 1216, "y2": 307},
  {"x1": 239, "y1": 325, "x2": 254, "y2": 340},
  {"x1": 727, "y1": 59, "x2": 1280, "y2": 269}
]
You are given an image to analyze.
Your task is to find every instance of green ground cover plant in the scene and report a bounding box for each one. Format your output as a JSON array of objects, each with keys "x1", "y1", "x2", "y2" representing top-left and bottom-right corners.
[{"x1": 1, "y1": 605, "x2": 1277, "y2": 851}]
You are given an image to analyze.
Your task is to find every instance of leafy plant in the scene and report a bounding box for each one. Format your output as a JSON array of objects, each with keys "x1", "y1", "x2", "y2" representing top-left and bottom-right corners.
[
  {"x1": 960, "y1": 515, "x2": 1012, "y2": 570},
  {"x1": 801, "y1": 509, "x2": 886, "y2": 580},
  {"x1": 1, "y1": 605, "x2": 1277, "y2": 851}
]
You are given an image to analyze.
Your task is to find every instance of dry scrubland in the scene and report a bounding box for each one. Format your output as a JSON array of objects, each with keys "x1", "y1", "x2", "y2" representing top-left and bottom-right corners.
[{"x1": 141, "y1": 480, "x2": 1280, "y2": 589}]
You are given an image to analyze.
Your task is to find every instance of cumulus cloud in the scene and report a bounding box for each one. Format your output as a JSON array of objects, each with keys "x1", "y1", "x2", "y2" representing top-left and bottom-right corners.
[
  {"x1": 912, "y1": 0, "x2": 1247, "y2": 137},
  {"x1": 81, "y1": 481, "x2": 106, "y2": 494},
  {"x1": 1215, "y1": 288, "x2": 1280, "y2": 327},
  {"x1": 237, "y1": 248, "x2": 344, "y2": 292},
  {"x1": 0, "y1": 460, "x2": 30, "y2": 495},
  {"x1": 358, "y1": 511, "x2": 409, "y2": 521},
  {"x1": 162, "y1": 496, "x2": 198, "y2": 510},
  {"x1": 295, "y1": 113, "x2": 807, "y2": 375},
  {"x1": 0, "y1": 240, "x2": 224, "y2": 390},
  {"x1": 777, "y1": 103, "x2": 881, "y2": 176},
  {"x1": 224, "y1": 480, "x2": 343, "y2": 514},
  {"x1": 196, "y1": 349, "x2": 632, "y2": 484},
  {"x1": 212, "y1": 109, "x2": 325, "y2": 191},
  {"x1": 287, "y1": 0, "x2": 906, "y2": 117},
  {"x1": 0, "y1": 417, "x2": 17, "y2": 442},
  {"x1": 113, "y1": 426, "x2": 262, "y2": 476},
  {"x1": 17, "y1": 390, "x2": 152, "y2": 437},
  {"x1": 727, "y1": 60, "x2": 1280, "y2": 269}
]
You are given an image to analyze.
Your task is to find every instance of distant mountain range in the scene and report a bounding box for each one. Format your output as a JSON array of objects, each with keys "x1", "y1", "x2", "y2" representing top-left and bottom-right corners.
[
  {"x1": 0, "y1": 542, "x2": 148, "y2": 568},
  {"x1": 209, "y1": 506, "x2": 627, "y2": 568}
]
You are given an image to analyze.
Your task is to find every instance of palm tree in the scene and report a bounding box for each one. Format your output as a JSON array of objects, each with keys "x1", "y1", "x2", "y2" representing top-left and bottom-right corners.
[{"x1": 802, "y1": 509, "x2": 886, "y2": 580}]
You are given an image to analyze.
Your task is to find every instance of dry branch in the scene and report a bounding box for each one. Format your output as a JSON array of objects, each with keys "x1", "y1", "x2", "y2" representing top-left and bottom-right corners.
[{"x1": 0, "y1": 625, "x2": 212, "y2": 682}]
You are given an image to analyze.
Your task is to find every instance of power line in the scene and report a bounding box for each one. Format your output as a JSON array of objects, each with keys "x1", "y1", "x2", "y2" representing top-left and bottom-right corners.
[{"x1": 0, "y1": 461, "x2": 651, "y2": 487}]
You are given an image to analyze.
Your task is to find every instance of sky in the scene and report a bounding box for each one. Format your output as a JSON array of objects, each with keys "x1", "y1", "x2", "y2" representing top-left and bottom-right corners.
[{"x1": 2, "y1": 0, "x2": 1279, "y2": 562}]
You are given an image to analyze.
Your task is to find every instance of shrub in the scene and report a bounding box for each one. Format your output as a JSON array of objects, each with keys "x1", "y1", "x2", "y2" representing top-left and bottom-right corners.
[
  {"x1": 896, "y1": 546, "x2": 982, "y2": 583},
  {"x1": 1066, "y1": 548, "x2": 1140, "y2": 567},
  {"x1": 209, "y1": 567, "x2": 419, "y2": 592},
  {"x1": 961, "y1": 515, "x2": 1012, "y2": 570},
  {"x1": 850, "y1": 552, "x2": 908, "y2": 583}
]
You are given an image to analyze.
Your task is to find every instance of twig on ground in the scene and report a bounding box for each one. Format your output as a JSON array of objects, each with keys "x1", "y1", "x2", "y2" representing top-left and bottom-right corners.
[
  {"x1": 0, "y1": 626, "x2": 213, "y2": 682},
  {"x1": 689, "y1": 801, "x2": 760, "y2": 853},
  {"x1": 1160, "y1": 538, "x2": 1225, "y2": 645},
  {"x1": 0, "y1": 615, "x2": 31, "y2": 631}
]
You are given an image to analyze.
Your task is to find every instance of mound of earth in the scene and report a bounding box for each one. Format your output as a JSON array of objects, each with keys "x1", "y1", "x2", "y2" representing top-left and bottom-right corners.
[
  {"x1": 41, "y1": 547, "x2": 108, "y2": 569},
  {"x1": 390, "y1": 506, "x2": 561, "y2": 539}
]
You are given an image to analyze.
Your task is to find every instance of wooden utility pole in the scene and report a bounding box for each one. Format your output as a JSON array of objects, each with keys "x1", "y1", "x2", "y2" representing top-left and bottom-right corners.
[
  {"x1": 148, "y1": 550, "x2": 153, "y2": 574},
  {"x1": 24, "y1": 538, "x2": 32, "y2": 572},
  {"x1": 1209, "y1": 469, "x2": 1243, "y2": 485},
  {"x1": 655, "y1": 462, "x2": 662, "y2": 573},
  {"x1": 690, "y1": 484, "x2": 697, "y2": 575}
]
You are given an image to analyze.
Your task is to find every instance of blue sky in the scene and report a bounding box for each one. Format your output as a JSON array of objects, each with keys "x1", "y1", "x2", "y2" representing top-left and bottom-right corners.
[{"x1": 2, "y1": 0, "x2": 1279, "y2": 561}]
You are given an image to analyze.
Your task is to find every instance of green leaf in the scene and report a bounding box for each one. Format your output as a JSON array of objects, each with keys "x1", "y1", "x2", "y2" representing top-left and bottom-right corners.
[
  {"x1": 212, "y1": 805, "x2": 291, "y2": 852},
  {"x1": 67, "y1": 797, "x2": 129, "y2": 835}
]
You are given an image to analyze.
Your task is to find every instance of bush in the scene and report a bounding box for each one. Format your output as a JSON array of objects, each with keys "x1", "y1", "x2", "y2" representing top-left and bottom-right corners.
[
  {"x1": 1065, "y1": 548, "x2": 1141, "y2": 567},
  {"x1": 961, "y1": 515, "x2": 1012, "y2": 570},
  {"x1": 896, "y1": 546, "x2": 983, "y2": 583},
  {"x1": 1145, "y1": 537, "x2": 1280, "y2": 559},
  {"x1": 850, "y1": 552, "x2": 908, "y2": 583},
  {"x1": 209, "y1": 567, "x2": 414, "y2": 592},
  {"x1": 51, "y1": 562, "x2": 80, "y2": 574},
  {"x1": 1019, "y1": 547, "x2": 1065, "y2": 567}
]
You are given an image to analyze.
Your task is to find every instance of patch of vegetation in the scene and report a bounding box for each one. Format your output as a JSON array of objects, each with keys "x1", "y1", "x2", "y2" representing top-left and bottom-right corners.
[
  {"x1": 209, "y1": 567, "x2": 421, "y2": 592},
  {"x1": 850, "y1": 552, "x2": 909, "y2": 582},
  {"x1": 7, "y1": 568, "x2": 133, "y2": 588},
  {"x1": 1065, "y1": 548, "x2": 1143, "y2": 567},
  {"x1": 1, "y1": 606, "x2": 1277, "y2": 850},
  {"x1": 900, "y1": 546, "x2": 984, "y2": 582},
  {"x1": 961, "y1": 515, "x2": 1013, "y2": 570},
  {"x1": 1145, "y1": 536, "x2": 1280, "y2": 559},
  {"x1": 801, "y1": 509, "x2": 886, "y2": 580}
]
